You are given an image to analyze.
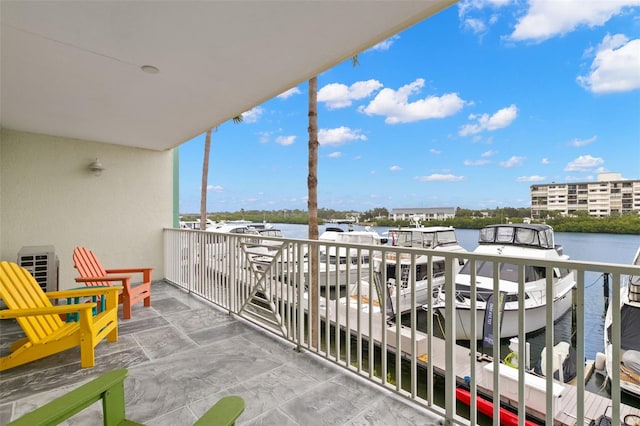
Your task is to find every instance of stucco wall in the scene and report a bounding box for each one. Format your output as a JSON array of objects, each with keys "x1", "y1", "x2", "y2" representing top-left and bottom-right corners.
[{"x1": 0, "y1": 129, "x2": 174, "y2": 289}]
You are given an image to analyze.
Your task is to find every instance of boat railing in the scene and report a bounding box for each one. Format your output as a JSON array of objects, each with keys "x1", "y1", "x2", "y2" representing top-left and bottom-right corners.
[{"x1": 164, "y1": 227, "x2": 640, "y2": 425}]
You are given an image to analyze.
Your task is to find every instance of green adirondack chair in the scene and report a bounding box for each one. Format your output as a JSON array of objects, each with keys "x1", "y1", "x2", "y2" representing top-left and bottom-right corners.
[{"x1": 6, "y1": 368, "x2": 245, "y2": 426}]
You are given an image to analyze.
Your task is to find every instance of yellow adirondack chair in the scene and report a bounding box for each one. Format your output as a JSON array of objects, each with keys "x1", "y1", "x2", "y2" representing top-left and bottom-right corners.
[{"x1": 0, "y1": 261, "x2": 121, "y2": 371}]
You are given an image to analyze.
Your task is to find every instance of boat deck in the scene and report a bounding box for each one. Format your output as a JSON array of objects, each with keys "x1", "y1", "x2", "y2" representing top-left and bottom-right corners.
[{"x1": 0, "y1": 280, "x2": 444, "y2": 425}]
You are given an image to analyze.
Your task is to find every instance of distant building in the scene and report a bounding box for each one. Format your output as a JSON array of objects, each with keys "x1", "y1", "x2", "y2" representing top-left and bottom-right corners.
[
  {"x1": 389, "y1": 207, "x2": 456, "y2": 221},
  {"x1": 530, "y1": 173, "x2": 640, "y2": 218}
]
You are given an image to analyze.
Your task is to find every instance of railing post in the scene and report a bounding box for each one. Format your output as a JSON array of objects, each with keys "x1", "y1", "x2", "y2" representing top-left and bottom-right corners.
[
  {"x1": 228, "y1": 236, "x2": 237, "y2": 314},
  {"x1": 444, "y1": 255, "x2": 456, "y2": 425},
  {"x1": 296, "y1": 241, "x2": 305, "y2": 352},
  {"x1": 545, "y1": 267, "x2": 554, "y2": 426}
]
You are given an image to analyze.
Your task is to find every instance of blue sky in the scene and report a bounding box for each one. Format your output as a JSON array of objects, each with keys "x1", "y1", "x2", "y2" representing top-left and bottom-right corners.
[{"x1": 179, "y1": 0, "x2": 640, "y2": 214}]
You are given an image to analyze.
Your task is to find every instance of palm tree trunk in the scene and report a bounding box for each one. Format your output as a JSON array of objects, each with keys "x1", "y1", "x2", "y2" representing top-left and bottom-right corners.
[
  {"x1": 200, "y1": 129, "x2": 212, "y2": 231},
  {"x1": 308, "y1": 76, "x2": 319, "y2": 349}
]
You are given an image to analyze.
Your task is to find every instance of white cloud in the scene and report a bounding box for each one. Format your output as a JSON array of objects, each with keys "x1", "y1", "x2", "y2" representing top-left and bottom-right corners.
[
  {"x1": 277, "y1": 87, "x2": 302, "y2": 99},
  {"x1": 577, "y1": 34, "x2": 640, "y2": 94},
  {"x1": 361, "y1": 78, "x2": 466, "y2": 123},
  {"x1": 207, "y1": 185, "x2": 224, "y2": 192},
  {"x1": 499, "y1": 156, "x2": 525, "y2": 168},
  {"x1": 508, "y1": 0, "x2": 637, "y2": 43},
  {"x1": 241, "y1": 107, "x2": 263, "y2": 123},
  {"x1": 367, "y1": 35, "x2": 400, "y2": 52},
  {"x1": 541, "y1": 158, "x2": 550, "y2": 164},
  {"x1": 318, "y1": 80, "x2": 383, "y2": 109},
  {"x1": 459, "y1": 104, "x2": 518, "y2": 136},
  {"x1": 275, "y1": 135, "x2": 296, "y2": 146},
  {"x1": 458, "y1": 0, "x2": 512, "y2": 38},
  {"x1": 464, "y1": 159, "x2": 491, "y2": 166},
  {"x1": 463, "y1": 18, "x2": 487, "y2": 35},
  {"x1": 389, "y1": 165, "x2": 402, "y2": 172},
  {"x1": 516, "y1": 175, "x2": 546, "y2": 182},
  {"x1": 258, "y1": 131, "x2": 271, "y2": 144},
  {"x1": 415, "y1": 174, "x2": 465, "y2": 182},
  {"x1": 328, "y1": 151, "x2": 342, "y2": 158},
  {"x1": 565, "y1": 174, "x2": 594, "y2": 182},
  {"x1": 318, "y1": 127, "x2": 367, "y2": 146},
  {"x1": 429, "y1": 148, "x2": 442, "y2": 155},
  {"x1": 569, "y1": 135, "x2": 597, "y2": 147},
  {"x1": 481, "y1": 150, "x2": 498, "y2": 157},
  {"x1": 564, "y1": 154, "x2": 605, "y2": 171}
]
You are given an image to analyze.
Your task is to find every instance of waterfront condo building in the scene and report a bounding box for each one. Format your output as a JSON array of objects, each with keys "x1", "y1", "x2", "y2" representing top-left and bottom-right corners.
[
  {"x1": 389, "y1": 207, "x2": 456, "y2": 221},
  {"x1": 530, "y1": 173, "x2": 640, "y2": 219}
]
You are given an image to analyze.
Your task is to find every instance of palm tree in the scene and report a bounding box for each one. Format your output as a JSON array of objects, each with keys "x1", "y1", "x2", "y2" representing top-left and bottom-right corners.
[
  {"x1": 200, "y1": 116, "x2": 243, "y2": 230},
  {"x1": 307, "y1": 76, "x2": 320, "y2": 347},
  {"x1": 307, "y1": 57, "x2": 358, "y2": 347}
]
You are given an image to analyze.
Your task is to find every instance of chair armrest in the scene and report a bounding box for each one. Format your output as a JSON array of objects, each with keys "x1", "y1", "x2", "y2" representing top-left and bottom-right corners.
[
  {"x1": 0, "y1": 303, "x2": 95, "y2": 319},
  {"x1": 105, "y1": 268, "x2": 153, "y2": 282},
  {"x1": 105, "y1": 268, "x2": 152, "y2": 274},
  {"x1": 6, "y1": 369, "x2": 143, "y2": 426},
  {"x1": 75, "y1": 276, "x2": 130, "y2": 284},
  {"x1": 193, "y1": 395, "x2": 245, "y2": 426},
  {"x1": 48, "y1": 287, "x2": 123, "y2": 299}
]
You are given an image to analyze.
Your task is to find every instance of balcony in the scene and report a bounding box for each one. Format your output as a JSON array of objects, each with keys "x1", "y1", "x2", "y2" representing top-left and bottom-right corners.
[
  {"x1": 2, "y1": 228, "x2": 640, "y2": 425},
  {"x1": 1, "y1": 280, "x2": 442, "y2": 425}
]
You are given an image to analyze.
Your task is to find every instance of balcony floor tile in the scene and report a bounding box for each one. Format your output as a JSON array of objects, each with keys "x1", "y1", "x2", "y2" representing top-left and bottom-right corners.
[{"x1": 0, "y1": 280, "x2": 443, "y2": 425}]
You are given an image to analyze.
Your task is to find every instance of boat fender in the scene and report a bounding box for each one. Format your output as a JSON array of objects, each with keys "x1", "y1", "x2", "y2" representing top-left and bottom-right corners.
[
  {"x1": 595, "y1": 352, "x2": 606, "y2": 371},
  {"x1": 504, "y1": 351, "x2": 518, "y2": 368}
]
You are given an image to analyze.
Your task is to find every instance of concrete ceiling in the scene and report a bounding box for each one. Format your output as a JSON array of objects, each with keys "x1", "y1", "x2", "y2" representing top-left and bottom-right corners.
[{"x1": 1, "y1": 1, "x2": 456, "y2": 151}]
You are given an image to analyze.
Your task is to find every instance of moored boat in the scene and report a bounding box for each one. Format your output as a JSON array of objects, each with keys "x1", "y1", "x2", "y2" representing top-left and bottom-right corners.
[
  {"x1": 351, "y1": 226, "x2": 466, "y2": 318},
  {"x1": 310, "y1": 225, "x2": 387, "y2": 289},
  {"x1": 428, "y1": 223, "x2": 576, "y2": 340},
  {"x1": 601, "y1": 246, "x2": 640, "y2": 398}
]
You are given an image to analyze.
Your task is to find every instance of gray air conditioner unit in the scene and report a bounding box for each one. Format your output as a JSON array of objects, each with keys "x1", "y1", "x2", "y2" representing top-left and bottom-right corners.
[{"x1": 18, "y1": 245, "x2": 59, "y2": 293}]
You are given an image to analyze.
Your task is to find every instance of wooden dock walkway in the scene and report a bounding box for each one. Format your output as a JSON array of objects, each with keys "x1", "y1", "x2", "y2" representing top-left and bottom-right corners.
[{"x1": 318, "y1": 294, "x2": 640, "y2": 425}]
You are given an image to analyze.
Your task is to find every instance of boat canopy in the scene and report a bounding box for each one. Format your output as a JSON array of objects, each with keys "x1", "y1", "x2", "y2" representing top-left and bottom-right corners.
[
  {"x1": 390, "y1": 228, "x2": 458, "y2": 248},
  {"x1": 478, "y1": 224, "x2": 555, "y2": 249}
]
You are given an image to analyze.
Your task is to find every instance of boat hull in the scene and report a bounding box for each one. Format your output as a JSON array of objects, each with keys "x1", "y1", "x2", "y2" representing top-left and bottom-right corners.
[{"x1": 434, "y1": 285, "x2": 574, "y2": 340}]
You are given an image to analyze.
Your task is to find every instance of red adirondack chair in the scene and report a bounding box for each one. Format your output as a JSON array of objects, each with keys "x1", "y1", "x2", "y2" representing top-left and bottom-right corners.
[{"x1": 73, "y1": 246, "x2": 152, "y2": 319}]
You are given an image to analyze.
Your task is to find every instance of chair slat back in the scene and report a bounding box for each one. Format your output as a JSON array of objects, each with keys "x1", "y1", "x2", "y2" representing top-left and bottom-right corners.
[
  {"x1": 73, "y1": 246, "x2": 111, "y2": 287},
  {"x1": 0, "y1": 262, "x2": 64, "y2": 343}
]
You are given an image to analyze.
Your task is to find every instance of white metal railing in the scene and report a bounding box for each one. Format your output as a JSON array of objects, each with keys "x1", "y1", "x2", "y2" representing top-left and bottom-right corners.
[{"x1": 164, "y1": 227, "x2": 640, "y2": 426}]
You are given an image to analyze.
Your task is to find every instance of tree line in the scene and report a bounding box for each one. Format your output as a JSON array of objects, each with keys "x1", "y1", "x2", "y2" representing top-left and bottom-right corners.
[{"x1": 182, "y1": 207, "x2": 640, "y2": 235}]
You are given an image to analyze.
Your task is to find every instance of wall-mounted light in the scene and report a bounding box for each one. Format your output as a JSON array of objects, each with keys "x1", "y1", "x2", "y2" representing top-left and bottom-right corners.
[
  {"x1": 88, "y1": 158, "x2": 105, "y2": 176},
  {"x1": 141, "y1": 64, "x2": 160, "y2": 74}
]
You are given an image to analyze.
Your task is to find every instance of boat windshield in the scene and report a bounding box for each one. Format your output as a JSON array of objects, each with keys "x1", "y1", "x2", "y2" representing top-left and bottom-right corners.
[
  {"x1": 478, "y1": 226, "x2": 554, "y2": 249},
  {"x1": 460, "y1": 261, "x2": 546, "y2": 283},
  {"x1": 390, "y1": 229, "x2": 458, "y2": 248},
  {"x1": 335, "y1": 233, "x2": 379, "y2": 245}
]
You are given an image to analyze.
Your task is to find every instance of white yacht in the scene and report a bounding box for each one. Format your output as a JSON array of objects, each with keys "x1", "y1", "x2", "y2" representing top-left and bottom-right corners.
[
  {"x1": 428, "y1": 223, "x2": 576, "y2": 340},
  {"x1": 310, "y1": 225, "x2": 387, "y2": 289},
  {"x1": 351, "y1": 226, "x2": 466, "y2": 318}
]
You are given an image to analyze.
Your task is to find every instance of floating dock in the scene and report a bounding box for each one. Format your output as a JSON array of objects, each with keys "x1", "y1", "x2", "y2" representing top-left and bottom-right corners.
[{"x1": 317, "y1": 293, "x2": 640, "y2": 425}]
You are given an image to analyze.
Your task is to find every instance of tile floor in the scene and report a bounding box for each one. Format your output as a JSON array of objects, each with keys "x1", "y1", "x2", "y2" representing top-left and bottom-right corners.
[{"x1": 0, "y1": 281, "x2": 444, "y2": 425}]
